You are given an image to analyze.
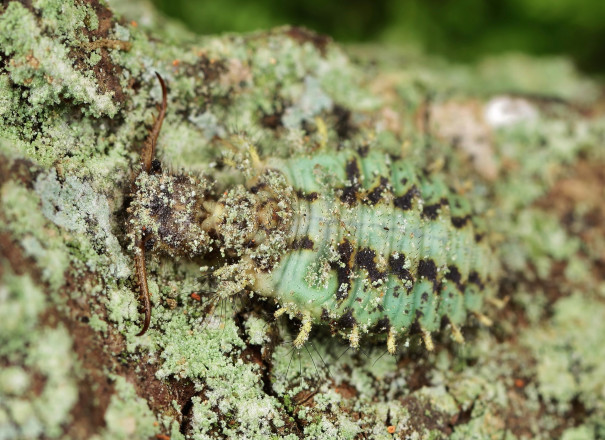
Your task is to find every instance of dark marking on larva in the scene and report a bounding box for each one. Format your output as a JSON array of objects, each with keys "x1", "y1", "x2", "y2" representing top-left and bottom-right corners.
[
  {"x1": 252, "y1": 254, "x2": 274, "y2": 272},
  {"x1": 355, "y1": 248, "x2": 386, "y2": 283},
  {"x1": 291, "y1": 236, "x2": 315, "y2": 250},
  {"x1": 340, "y1": 159, "x2": 361, "y2": 205},
  {"x1": 392, "y1": 285, "x2": 401, "y2": 298},
  {"x1": 336, "y1": 309, "x2": 356, "y2": 329},
  {"x1": 321, "y1": 308, "x2": 330, "y2": 322},
  {"x1": 357, "y1": 144, "x2": 369, "y2": 158},
  {"x1": 249, "y1": 181, "x2": 268, "y2": 194},
  {"x1": 295, "y1": 189, "x2": 319, "y2": 202},
  {"x1": 474, "y1": 233, "x2": 484, "y2": 243},
  {"x1": 388, "y1": 254, "x2": 413, "y2": 290},
  {"x1": 417, "y1": 259, "x2": 437, "y2": 282},
  {"x1": 469, "y1": 271, "x2": 484, "y2": 289},
  {"x1": 331, "y1": 239, "x2": 354, "y2": 300},
  {"x1": 445, "y1": 265, "x2": 462, "y2": 287},
  {"x1": 393, "y1": 186, "x2": 419, "y2": 211},
  {"x1": 371, "y1": 317, "x2": 390, "y2": 333},
  {"x1": 451, "y1": 215, "x2": 470, "y2": 228},
  {"x1": 422, "y1": 203, "x2": 441, "y2": 220},
  {"x1": 422, "y1": 198, "x2": 448, "y2": 220},
  {"x1": 365, "y1": 176, "x2": 390, "y2": 205}
]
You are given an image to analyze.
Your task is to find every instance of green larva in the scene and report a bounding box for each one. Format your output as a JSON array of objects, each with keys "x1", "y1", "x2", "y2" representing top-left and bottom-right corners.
[{"x1": 129, "y1": 75, "x2": 498, "y2": 353}]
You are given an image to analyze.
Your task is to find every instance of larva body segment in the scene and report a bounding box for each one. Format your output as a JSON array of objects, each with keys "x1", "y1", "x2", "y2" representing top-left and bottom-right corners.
[{"x1": 249, "y1": 150, "x2": 498, "y2": 351}]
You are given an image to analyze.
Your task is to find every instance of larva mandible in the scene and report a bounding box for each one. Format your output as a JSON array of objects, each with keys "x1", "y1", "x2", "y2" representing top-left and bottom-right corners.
[{"x1": 128, "y1": 74, "x2": 498, "y2": 353}]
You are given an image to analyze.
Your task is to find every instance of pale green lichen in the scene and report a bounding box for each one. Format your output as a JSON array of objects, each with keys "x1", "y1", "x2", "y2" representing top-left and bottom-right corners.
[
  {"x1": 243, "y1": 315, "x2": 270, "y2": 346},
  {"x1": 152, "y1": 312, "x2": 289, "y2": 438},
  {"x1": 34, "y1": 169, "x2": 130, "y2": 279},
  {"x1": 0, "y1": 271, "x2": 46, "y2": 356},
  {"x1": 1, "y1": 0, "x2": 605, "y2": 437},
  {"x1": 33, "y1": 0, "x2": 89, "y2": 42},
  {"x1": 524, "y1": 293, "x2": 605, "y2": 413},
  {"x1": 0, "y1": 268, "x2": 79, "y2": 439},
  {"x1": 25, "y1": 326, "x2": 79, "y2": 438},
  {"x1": 1, "y1": 181, "x2": 70, "y2": 291},
  {"x1": 281, "y1": 76, "x2": 334, "y2": 129},
  {"x1": 95, "y1": 376, "x2": 158, "y2": 440},
  {"x1": 0, "y1": 2, "x2": 117, "y2": 117}
]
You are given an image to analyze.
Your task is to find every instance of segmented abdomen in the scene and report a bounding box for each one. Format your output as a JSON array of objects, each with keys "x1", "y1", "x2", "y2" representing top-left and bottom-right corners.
[{"x1": 254, "y1": 150, "x2": 497, "y2": 340}]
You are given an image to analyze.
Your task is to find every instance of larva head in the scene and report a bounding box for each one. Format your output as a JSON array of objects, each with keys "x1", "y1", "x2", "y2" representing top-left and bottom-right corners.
[
  {"x1": 203, "y1": 169, "x2": 295, "y2": 270},
  {"x1": 128, "y1": 171, "x2": 215, "y2": 258}
]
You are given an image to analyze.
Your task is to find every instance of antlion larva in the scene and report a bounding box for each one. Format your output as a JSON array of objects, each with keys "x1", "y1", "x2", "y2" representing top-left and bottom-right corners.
[{"x1": 128, "y1": 74, "x2": 499, "y2": 353}]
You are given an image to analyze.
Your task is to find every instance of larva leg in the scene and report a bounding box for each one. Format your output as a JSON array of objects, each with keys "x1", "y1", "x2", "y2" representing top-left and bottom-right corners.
[
  {"x1": 293, "y1": 312, "x2": 313, "y2": 349},
  {"x1": 473, "y1": 311, "x2": 493, "y2": 327},
  {"x1": 273, "y1": 308, "x2": 313, "y2": 348},
  {"x1": 449, "y1": 322, "x2": 465, "y2": 344},
  {"x1": 387, "y1": 327, "x2": 397, "y2": 355},
  {"x1": 486, "y1": 296, "x2": 509, "y2": 309},
  {"x1": 421, "y1": 328, "x2": 435, "y2": 352},
  {"x1": 348, "y1": 324, "x2": 360, "y2": 349}
]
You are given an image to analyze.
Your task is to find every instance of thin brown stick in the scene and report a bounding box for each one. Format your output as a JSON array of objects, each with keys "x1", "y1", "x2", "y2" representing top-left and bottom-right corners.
[
  {"x1": 135, "y1": 240, "x2": 151, "y2": 336},
  {"x1": 135, "y1": 73, "x2": 168, "y2": 335},
  {"x1": 141, "y1": 72, "x2": 167, "y2": 173}
]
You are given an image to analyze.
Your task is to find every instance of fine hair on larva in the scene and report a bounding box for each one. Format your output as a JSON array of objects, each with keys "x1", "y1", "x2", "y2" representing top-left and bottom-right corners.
[{"x1": 128, "y1": 74, "x2": 500, "y2": 355}]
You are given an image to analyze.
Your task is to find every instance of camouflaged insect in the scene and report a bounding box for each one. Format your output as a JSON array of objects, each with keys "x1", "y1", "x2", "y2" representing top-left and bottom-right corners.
[{"x1": 129, "y1": 75, "x2": 499, "y2": 353}]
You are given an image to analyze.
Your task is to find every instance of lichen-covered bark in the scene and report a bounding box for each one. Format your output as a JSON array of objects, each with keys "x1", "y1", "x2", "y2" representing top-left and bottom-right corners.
[{"x1": 1, "y1": 0, "x2": 604, "y2": 439}]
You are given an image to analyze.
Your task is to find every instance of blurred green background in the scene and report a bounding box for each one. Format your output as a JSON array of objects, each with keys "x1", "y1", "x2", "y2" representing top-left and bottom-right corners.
[{"x1": 151, "y1": 0, "x2": 605, "y2": 74}]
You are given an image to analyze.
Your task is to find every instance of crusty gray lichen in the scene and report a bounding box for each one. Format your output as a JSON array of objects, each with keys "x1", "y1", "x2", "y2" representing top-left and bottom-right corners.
[{"x1": 1, "y1": 0, "x2": 605, "y2": 439}]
